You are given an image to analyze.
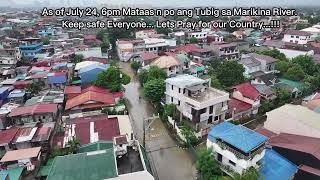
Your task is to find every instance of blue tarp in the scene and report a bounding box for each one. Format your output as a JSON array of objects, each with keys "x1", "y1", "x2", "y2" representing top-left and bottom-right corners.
[
  {"x1": 79, "y1": 64, "x2": 109, "y2": 84},
  {"x1": 47, "y1": 74, "x2": 67, "y2": 84},
  {"x1": 0, "y1": 87, "x2": 9, "y2": 100},
  {"x1": 260, "y1": 148, "x2": 297, "y2": 180},
  {"x1": 208, "y1": 122, "x2": 268, "y2": 153}
]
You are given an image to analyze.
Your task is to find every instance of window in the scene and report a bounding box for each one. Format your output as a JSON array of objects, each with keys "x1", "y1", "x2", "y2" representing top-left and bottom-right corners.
[
  {"x1": 209, "y1": 106, "x2": 213, "y2": 114},
  {"x1": 296, "y1": 36, "x2": 299, "y2": 38},
  {"x1": 178, "y1": 100, "x2": 180, "y2": 106},
  {"x1": 183, "y1": 88, "x2": 186, "y2": 94},
  {"x1": 208, "y1": 116, "x2": 213, "y2": 124},
  {"x1": 291, "y1": 35, "x2": 294, "y2": 38},
  {"x1": 179, "y1": 88, "x2": 181, "y2": 93},
  {"x1": 171, "y1": 85, "x2": 174, "y2": 90},
  {"x1": 199, "y1": 108, "x2": 206, "y2": 114},
  {"x1": 171, "y1": 97, "x2": 173, "y2": 103},
  {"x1": 214, "y1": 116, "x2": 219, "y2": 121},
  {"x1": 229, "y1": 160, "x2": 236, "y2": 166}
]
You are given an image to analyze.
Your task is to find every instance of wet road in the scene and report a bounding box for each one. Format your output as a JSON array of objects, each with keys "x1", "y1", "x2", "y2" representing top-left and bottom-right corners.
[{"x1": 120, "y1": 62, "x2": 196, "y2": 180}]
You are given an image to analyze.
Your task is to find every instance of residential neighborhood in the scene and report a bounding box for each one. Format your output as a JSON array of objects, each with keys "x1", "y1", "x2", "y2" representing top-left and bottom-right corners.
[{"x1": 0, "y1": 1, "x2": 319, "y2": 180}]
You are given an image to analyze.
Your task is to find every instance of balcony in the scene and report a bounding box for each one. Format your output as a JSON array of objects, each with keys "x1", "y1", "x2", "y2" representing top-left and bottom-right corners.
[{"x1": 216, "y1": 140, "x2": 264, "y2": 161}]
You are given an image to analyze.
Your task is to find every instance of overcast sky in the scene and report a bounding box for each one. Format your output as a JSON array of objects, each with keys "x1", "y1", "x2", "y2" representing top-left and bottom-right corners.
[{"x1": 1, "y1": 0, "x2": 320, "y2": 7}]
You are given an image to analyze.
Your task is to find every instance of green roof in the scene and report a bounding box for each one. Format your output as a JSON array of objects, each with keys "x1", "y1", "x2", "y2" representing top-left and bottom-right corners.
[
  {"x1": 37, "y1": 165, "x2": 51, "y2": 177},
  {"x1": 25, "y1": 96, "x2": 41, "y2": 106},
  {"x1": 0, "y1": 171, "x2": 8, "y2": 180},
  {"x1": 0, "y1": 167, "x2": 24, "y2": 180},
  {"x1": 71, "y1": 80, "x2": 82, "y2": 85},
  {"x1": 78, "y1": 141, "x2": 113, "y2": 153},
  {"x1": 46, "y1": 149, "x2": 117, "y2": 180},
  {"x1": 195, "y1": 66, "x2": 206, "y2": 72},
  {"x1": 279, "y1": 78, "x2": 305, "y2": 90}
]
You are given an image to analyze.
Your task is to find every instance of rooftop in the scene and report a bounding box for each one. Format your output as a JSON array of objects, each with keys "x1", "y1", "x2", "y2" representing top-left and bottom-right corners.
[
  {"x1": 233, "y1": 82, "x2": 261, "y2": 100},
  {"x1": 117, "y1": 146, "x2": 144, "y2": 175},
  {"x1": 208, "y1": 122, "x2": 268, "y2": 153},
  {"x1": 0, "y1": 128, "x2": 19, "y2": 146},
  {"x1": 285, "y1": 29, "x2": 311, "y2": 36},
  {"x1": 0, "y1": 147, "x2": 41, "y2": 163},
  {"x1": 9, "y1": 103, "x2": 58, "y2": 117},
  {"x1": 259, "y1": 148, "x2": 297, "y2": 180},
  {"x1": 165, "y1": 74, "x2": 206, "y2": 88}
]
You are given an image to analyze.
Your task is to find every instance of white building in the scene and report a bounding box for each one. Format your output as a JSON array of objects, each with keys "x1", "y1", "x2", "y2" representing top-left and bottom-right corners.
[
  {"x1": 165, "y1": 75, "x2": 229, "y2": 136},
  {"x1": 301, "y1": 24, "x2": 320, "y2": 39},
  {"x1": 207, "y1": 122, "x2": 268, "y2": 174},
  {"x1": 239, "y1": 53, "x2": 278, "y2": 76},
  {"x1": 186, "y1": 31, "x2": 208, "y2": 43},
  {"x1": 144, "y1": 38, "x2": 176, "y2": 52},
  {"x1": 282, "y1": 29, "x2": 311, "y2": 45},
  {"x1": 135, "y1": 29, "x2": 157, "y2": 39}
]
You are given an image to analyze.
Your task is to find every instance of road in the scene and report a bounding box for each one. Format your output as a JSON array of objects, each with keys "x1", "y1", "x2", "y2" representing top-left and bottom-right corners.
[{"x1": 120, "y1": 62, "x2": 197, "y2": 180}]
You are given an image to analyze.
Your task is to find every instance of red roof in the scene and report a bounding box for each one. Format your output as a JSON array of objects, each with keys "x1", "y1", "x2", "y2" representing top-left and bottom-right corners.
[
  {"x1": 299, "y1": 165, "x2": 320, "y2": 176},
  {"x1": 65, "y1": 90, "x2": 115, "y2": 110},
  {"x1": 140, "y1": 52, "x2": 159, "y2": 62},
  {"x1": 14, "y1": 80, "x2": 32, "y2": 89},
  {"x1": 84, "y1": 57, "x2": 108, "y2": 64},
  {"x1": 268, "y1": 133, "x2": 320, "y2": 160},
  {"x1": 255, "y1": 127, "x2": 277, "y2": 139},
  {"x1": 84, "y1": 34, "x2": 97, "y2": 40},
  {"x1": 112, "y1": 91, "x2": 124, "y2": 98},
  {"x1": 64, "y1": 86, "x2": 81, "y2": 94},
  {"x1": 175, "y1": 44, "x2": 210, "y2": 54},
  {"x1": 69, "y1": 115, "x2": 120, "y2": 144},
  {"x1": 0, "y1": 128, "x2": 19, "y2": 145},
  {"x1": 34, "y1": 60, "x2": 50, "y2": 67},
  {"x1": 82, "y1": 86, "x2": 109, "y2": 94},
  {"x1": 228, "y1": 98, "x2": 252, "y2": 114},
  {"x1": 115, "y1": 135, "x2": 128, "y2": 145},
  {"x1": 9, "y1": 104, "x2": 58, "y2": 117},
  {"x1": 233, "y1": 82, "x2": 260, "y2": 100}
]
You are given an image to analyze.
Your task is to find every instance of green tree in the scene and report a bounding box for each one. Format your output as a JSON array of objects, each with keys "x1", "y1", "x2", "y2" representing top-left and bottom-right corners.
[
  {"x1": 274, "y1": 88, "x2": 292, "y2": 106},
  {"x1": 143, "y1": 79, "x2": 165, "y2": 103},
  {"x1": 72, "y1": 54, "x2": 84, "y2": 64},
  {"x1": 305, "y1": 74, "x2": 320, "y2": 91},
  {"x1": 42, "y1": 37, "x2": 50, "y2": 45},
  {"x1": 130, "y1": 61, "x2": 141, "y2": 74},
  {"x1": 163, "y1": 104, "x2": 176, "y2": 117},
  {"x1": 181, "y1": 125, "x2": 198, "y2": 145},
  {"x1": 138, "y1": 66, "x2": 167, "y2": 85},
  {"x1": 216, "y1": 61, "x2": 245, "y2": 87},
  {"x1": 196, "y1": 148, "x2": 222, "y2": 180},
  {"x1": 94, "y1": 66, "x2": 131, "y2": 92},
  {"x1": 259, "y1": 49, "x2": 287, "y2": 61},
  {"x1": 291, "y1": 55, "x2": 315, "y2": 75},
  {"x1": 233, "y1": 167, "x2": 259, "y2": 180},
  {"x1": 284, "y1": 64, "x2": 305, "y2": 81},
  {"x1": 275, "y1": 61, "x2": 291, "y2": 75},
  {"x1": 211, "y1": 75, "x2": 224, "y2": 90},
  {"x1": 100, "y1": 42, "x2": 110, "y2": 53},
  {"x1": 296, "y1": 23, "x2": 310, "y2": 30},
  {"x1": 26, "y1": 83, "x2": 41, "y2": 95},
  {"x1": 190, "y1": 37, "x2": 199, "y2": 44},
  {"x1": 67, "y1": 138, "x2": 81, "y2": 153}
]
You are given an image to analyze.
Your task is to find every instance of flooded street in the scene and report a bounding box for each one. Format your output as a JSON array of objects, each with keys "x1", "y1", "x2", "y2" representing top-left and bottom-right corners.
[{"x1": 120, "y1": 62, "x2": 197, "y2": 180}]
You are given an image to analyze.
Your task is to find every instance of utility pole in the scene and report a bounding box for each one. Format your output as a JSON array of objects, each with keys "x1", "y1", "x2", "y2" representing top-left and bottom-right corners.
[{"x1": 143, "y1": 114, "x2": 160, "y2": 148}]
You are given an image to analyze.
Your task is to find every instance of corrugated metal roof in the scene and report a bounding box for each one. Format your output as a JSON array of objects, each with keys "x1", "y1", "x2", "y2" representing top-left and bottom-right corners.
[
  {"x1": 208, "y1": 122, "x2": 268, "y2": 153},
  {"x1": 9, "y1": 103, "x2": 58, "y2": 117}
]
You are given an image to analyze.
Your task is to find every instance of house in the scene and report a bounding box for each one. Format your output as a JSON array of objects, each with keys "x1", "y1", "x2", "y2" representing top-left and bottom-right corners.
[
  {"x1": 116, "y1": 39, "x2": 145, "y2": 61},
  {"x1": 174, "y1": 44, "x2": 212, "y2": 62},
  {"x1": 0, "y1": 103, "x2": 21, "y2": 129},
  {"x1": 45, "y1": 140, "x2": 154, "y2": 180},
  {"x1": 229, "y1": 82, "x2": 261, "y2": 120},
  {"x1": 282, "y1": 29, "x2": 311, "y2": 45},
  {"x1": 301, "y1": 24, "x2": 320, "y2": 39},
  {"x1": 84, "y1": 34, "x2": 102, "y2": 46},
  {"x1": 274, "y1": 78, "x2": 305, "y2": 98},
  {"x1": 64, "y1": 86, "x2": 81, "y2": 99},
  {"x1": 252, "y1": 73, "x2": 280, "y2": 86},
  {"x1": 144, "y1": 38, "x2": 176, "y2": 53},
  {"x1": 0, "y1": 147, "x2": 41, "y2": 170},
  {"x1": 240, "y1": 53, "x2": 278, "y2": 76},
  {"x1": 253, "y1": 84, "x2": 276, "y2": 100},
  {"x1": 264, "y1": 104, "x2": 320, "y2": 138},
  {"x1": 259, "y1": 148, "x2": 298, "y2": 180},
  {"x1": 79, "y1": 63, "x2": 109, "y2": 84},
  {"x1": 8, "y1": 103, "x2": 58, "y2": 124},
  {"x1": 0, "y1": 87, "x2": 10, "y2": 101},
  {"x1": 150, "y1": 56, "x2": 182, "y2": 76},
  {"x1": 165, "y1": 75, "x2": 229, "y2": 136},
  {"x1": 12, "y1": 126, "x2": 38, "y2": 150},
  {"x1": 135, "y1": 29, "x2": 157, "y2": 39},
  {"x1": 207, "y1": 42, "x2": 240, "y2": 61},
  {"x1": 47, "y1": 71, "x2": 67, "y2": 90},
  {"x1": 63, "y1": 115, "x2": 120, "y2": 146},
  {"x1": 7, "y1": 89, "x2": 25, "y2": 104},
  {"x1": 74, "y1": 61, "x2": 100, "y2": 77},
  {"x1": 185, "y1": 31, "x2": 208, "y2": 44},
  {"x1": 75, "y1": 47, "x2": 103, "y2": 59},
  {"x1": 130, "y1": 52, "x2": 159, "y2": 67},
  {"x1": 18, "y1": 38, "x2": 43, "y2": 59},
  {"x1": 64, "y1": 86, "x2": 116, "y2": 112},
  {"x1": 277, "y1": 48, "x2": 314, "y2": 59},
  {"x1": 207, "y1": 122, "x2": 268, "y2": 174},
  {"x1": 0, "y1": 128, "x2": 19, "y2": 156},
  {"x1": 268, "y1": 133, "x2": 320, "y2": 180}
]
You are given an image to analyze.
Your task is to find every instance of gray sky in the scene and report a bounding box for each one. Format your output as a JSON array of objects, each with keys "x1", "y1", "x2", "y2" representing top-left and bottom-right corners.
[{"x1": 1, "y1": 0, "x2": 320, "y2": 7}]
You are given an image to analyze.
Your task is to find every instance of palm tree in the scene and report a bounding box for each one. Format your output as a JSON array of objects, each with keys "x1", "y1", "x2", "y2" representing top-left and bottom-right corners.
[{"x1": 67, "y1": 138, "x2": 81, "y2": 154}]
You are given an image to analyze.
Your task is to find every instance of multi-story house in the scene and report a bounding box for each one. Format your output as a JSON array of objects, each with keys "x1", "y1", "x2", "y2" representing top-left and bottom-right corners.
[
  {"x1": 116, "y1": 39, "x2": 145, "y2": 61},
  {"x1": 165, "y1": 75, "x2": 229, "y2": 136},
  {"x1": 239, "y1": 53, "x2": 278, "y2": 76},
  {"x1": 207, "y1": 42, "x2": 240, "y2": 61},
  {"x1": 229, "y1": 82, "x2": 261, "y2": 120},
  {"x1": 135, "y1": 29, "x2": 157, "y2": 39},
  {"x1": 282, "y1": 29, "x2": 311, "y2": 45},
  {"x1": 18, "y1": 38, "x2": 43, "y2": 60},
  {"x1": 186, "y1": 31, "x2": 208, "y2": 44},
  {"x1": 207, "y1": 121, "x2": 268, "y2": 174}
]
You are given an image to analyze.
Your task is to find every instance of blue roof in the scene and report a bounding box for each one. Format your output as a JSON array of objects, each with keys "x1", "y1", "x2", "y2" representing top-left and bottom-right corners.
[
  {"x1": 8, "y1": 90, "x2": 25, "y2": 98},
  {"x1": 208, "y1": 122, "x2": 268, "y2": 153},
  {"x1": 79, "y1": 64, "x2": 109, "y2": 74},
  {"x1": 0, "y1": 87, "x2": 9, "y2": 94},
  {"x1": 260, "y1": 148, "x2": 297, "y2": 180}
]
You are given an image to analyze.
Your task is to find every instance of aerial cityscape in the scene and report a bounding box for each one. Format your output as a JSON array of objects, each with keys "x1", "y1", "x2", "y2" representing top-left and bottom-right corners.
[{"x1": 0, "y1": 0, "x2": 319, "y2": 180}]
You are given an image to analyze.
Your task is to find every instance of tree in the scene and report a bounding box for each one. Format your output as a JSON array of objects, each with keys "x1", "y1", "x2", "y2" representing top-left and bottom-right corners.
[
  {"x1": 138, "y1": 66, "x2": 167, "y2": 85},
  {"x1": 296, "y1": 23, "x2": 310, "y2": 30},
  {"x1": 216, "y1": 61, "x2": 245, "y2": 87},
  {"x1": 42, "y1": 37, "x2": 50, "y2": 45},
  {"x1": 26, "y1": 83, "x2": 41, "y2": 95},
  {"x1": 143, "y1": 79, "x2": 165, "y2": 103},
  {"x1": 72, "y1": 54, "x2": 84, "y2": 64},
  {"x1": 274, "y1": 88, "x2": 292, "y2": 106},
  {"x1": 190, "y1": 37, "x2": 199, "y2": 44},
  {"x1": 233, "y1": 167, "x2": 259, "y2": 180},
  {"x1": 275, "y1": 61, "x2": 291, "y2": 75},
  {"x1": 130, "y1": 61, "x2": 141, "y2": 74},
  {"x1": 100, "y1": 42, "x2": 110, "y2": 53},
  {"x1": 181, "y1": 125, "x2": 198, "y2": 145},
  {"x1": 284, "y1": 64, "x2": 305, "y2": 81},
  {"x1": 211, "y1": 75, "x2": 224, "y2": 90},
  {"x1": 291, "y1": 55, "x2": 315, "y2": 75},
  {"x1": 67, "y1": 138, "x2": 81, "y2": 153},
  {"x1": 196, "y1": 148, "x2": 222, "y2": 180},
  {"x1": 259, "y1": 49, "x2": 287, "y2": 61},
  {"x1": 94, "y1": 66, "x2": 131, "y2": 92}
]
